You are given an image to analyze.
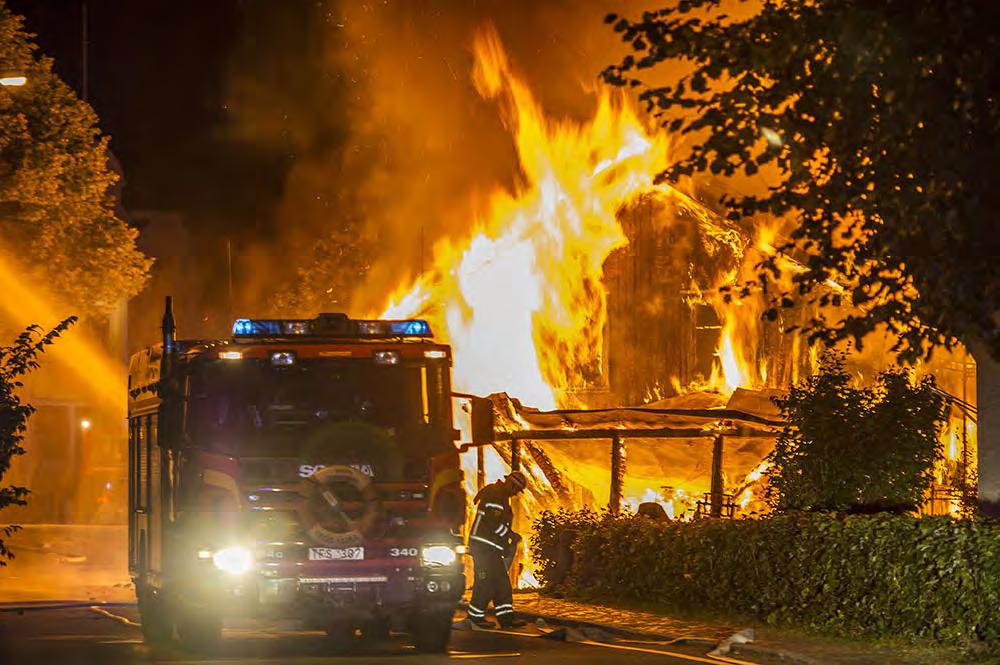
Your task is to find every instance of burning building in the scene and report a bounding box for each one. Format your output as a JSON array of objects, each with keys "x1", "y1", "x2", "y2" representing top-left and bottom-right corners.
[{"x1": 368, "y1": 27, "x2": 977, "y2": 584}]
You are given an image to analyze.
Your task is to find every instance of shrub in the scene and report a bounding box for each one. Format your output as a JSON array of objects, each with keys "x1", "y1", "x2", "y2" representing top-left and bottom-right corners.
[
  {"x1": 0, "y1": 320, "x2": 75, "y2": 564},
  {"x1": 531, "y1": 510, "x2": 1000, "y2": 643},
  {"x1": 767, "y1": 352, "x2": 947, "y2": 513}
]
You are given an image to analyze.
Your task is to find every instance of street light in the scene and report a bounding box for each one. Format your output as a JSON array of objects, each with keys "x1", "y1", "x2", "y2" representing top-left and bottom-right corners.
[
  {"x1": 80, "y1": 419, "x2": 92, "y2": 430},
  {"x1": 0, "y1": 75, "x2": 26, "y2": 87}
]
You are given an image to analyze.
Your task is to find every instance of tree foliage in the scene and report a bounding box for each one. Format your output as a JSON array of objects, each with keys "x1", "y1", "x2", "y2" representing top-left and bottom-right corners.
[
  {"x1": 0, "y1": 3, "x2": 150, "y2": 316},
  {"x1": 765, "y1": 352, "x2": 946, "y2": 512},
  {"x1": 0, "y1": 318, "x2": 74, "y2": 564},
  {"x1": 603, "y1": 0, "x2": 1000, "y2": 361},
  {"x1": 269, "y1": 221, "x2": 373, "y2": 316}
]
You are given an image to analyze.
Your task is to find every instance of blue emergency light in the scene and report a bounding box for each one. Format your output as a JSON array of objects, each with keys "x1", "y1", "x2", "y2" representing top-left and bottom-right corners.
[{"x1": 231, "y1": 314, "x2": 433, "y2": 339}]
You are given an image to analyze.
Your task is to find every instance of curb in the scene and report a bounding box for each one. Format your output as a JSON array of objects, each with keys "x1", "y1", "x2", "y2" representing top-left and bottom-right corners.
[
  {"x1": 511, "y1": 608, "x2": 833, "y2": 665},
  {"x1": 0, "y1": 601, "x2": 136, "y2": 613}
]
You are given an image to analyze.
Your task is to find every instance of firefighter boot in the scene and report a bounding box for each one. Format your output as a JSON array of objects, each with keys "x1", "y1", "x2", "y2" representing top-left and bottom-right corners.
[
  {"x1": 498, "y1": 615, "x2": 528, "y2": 630},
  {"x1": 468, "y1": 615, "x2": 496, "y2": 630}
]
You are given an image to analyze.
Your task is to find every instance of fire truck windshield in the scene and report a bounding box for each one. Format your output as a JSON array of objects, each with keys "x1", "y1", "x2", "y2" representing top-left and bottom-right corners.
[{"x1": 187, "y1": 358, "x2": 450, "y2": 471}]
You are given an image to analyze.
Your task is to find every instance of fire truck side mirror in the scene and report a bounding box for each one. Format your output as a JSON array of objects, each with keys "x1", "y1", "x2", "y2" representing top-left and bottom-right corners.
[{"x1": 470, "y1": 397, "x2": 495, "y2": 446}]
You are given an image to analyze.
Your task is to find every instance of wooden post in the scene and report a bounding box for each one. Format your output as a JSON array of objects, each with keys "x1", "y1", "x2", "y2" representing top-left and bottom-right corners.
[
  {"x1": 509, "y1": 439, "x2": 523, "y2": 588},
  {"x1": 710, "y1": 434, "x2": 724, "y2": 517},
  {"x1": 609, "y1": 435, "x2": 626, "y2": 514},
  {"x1": 476, "y1": 444, "x2": 485, "y2": 491},
  {"x1": 510, "y1": 439, "x2": 521, "y2": 472}
]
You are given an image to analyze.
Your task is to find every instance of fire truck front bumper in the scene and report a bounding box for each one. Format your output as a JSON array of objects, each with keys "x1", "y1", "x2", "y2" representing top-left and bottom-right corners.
[{"x1": 198, "y1": 566, "x2": 465, "y2": 622}]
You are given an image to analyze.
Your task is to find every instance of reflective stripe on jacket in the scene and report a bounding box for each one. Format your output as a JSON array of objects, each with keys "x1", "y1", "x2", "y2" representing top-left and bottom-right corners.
[{"x1": 468, "y1": 481, "x2": 514, "y2": 551}]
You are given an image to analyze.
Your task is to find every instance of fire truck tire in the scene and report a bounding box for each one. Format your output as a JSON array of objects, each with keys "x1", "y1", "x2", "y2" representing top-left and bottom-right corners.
[
  {"x1": 323, "y1": 622, "x2": 356, "y2": 654},
  {"x1": 136, "y1": 591, "x2": 173, "y2": 646},
  {"x1": 359, "y1": 618, "x2": 391, "y2": 642},
  {"x1": 411, "y1": 611, "x2": 453, "y2": 653},
  {"x1": 176, "y1": 609, "x2": 222, "y2": 653}
]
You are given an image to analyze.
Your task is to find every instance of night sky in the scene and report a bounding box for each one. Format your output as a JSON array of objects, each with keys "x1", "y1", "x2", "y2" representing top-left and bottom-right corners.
[
  {"x1": 6, "y1": 0, "x2": 643, "y2": 344},
  {"x1": 7, "y1": 0, "x2": 299, "y2": 237}
]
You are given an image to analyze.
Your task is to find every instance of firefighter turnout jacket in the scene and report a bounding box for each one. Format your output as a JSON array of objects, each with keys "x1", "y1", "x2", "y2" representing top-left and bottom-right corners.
[{"x1": 468, "y1": 481, "x2": 516, "y2": 552}]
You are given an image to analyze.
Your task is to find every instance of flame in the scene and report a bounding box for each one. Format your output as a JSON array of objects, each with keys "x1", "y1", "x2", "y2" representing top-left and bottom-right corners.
[
  {"x1": 622, "y1": 487, "x2": 695, "y2": 521},
  {"x1": 734, "y1": 460, "x2": 772, "y2": 514},
  {"x1": 717, "y1": 323, "x2": 749, "y2": 393},
  {"x1": 381, "y1": 26, "x2": 675, "y2": 407},
  {"x1": 369, "y1": 26, "x2": 978, "y2": 579}
]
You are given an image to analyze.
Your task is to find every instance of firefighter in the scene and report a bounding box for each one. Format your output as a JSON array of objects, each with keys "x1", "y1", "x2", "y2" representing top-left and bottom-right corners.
[{"x1": 466, "y1": 471, "x2": 528, "y2": 629}]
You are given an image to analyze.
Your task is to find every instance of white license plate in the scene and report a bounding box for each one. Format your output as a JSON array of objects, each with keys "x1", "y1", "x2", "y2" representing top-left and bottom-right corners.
[{"x1": 308, "y1": 547, "x2": 364, "y2": 561}]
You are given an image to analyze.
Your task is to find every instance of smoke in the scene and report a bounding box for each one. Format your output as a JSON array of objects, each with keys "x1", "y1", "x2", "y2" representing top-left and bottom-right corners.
[
  {"x1": 220, "y1": 0, "x2": 667, "y2": 316},
  {"x1": 336, "y1": 0, "x2": 672, "y2": 313}
]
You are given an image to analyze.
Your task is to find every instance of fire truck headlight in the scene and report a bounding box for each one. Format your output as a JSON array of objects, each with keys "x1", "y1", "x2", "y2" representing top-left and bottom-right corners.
[
  {"x1": 374, "y1": 350, "x2": 400, "y2": 365},
  {"x1": 270, "y1": 351, "x2": 295, "y2": 366},
  {"x1": 420, "y1": 544, "x2": 457, "y2": 567},
  {"x1": 212, "y1": 546, "x2": 253, "y2": 575}
]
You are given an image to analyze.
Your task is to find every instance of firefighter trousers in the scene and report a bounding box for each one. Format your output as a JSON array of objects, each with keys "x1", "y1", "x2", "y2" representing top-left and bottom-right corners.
[{"x1": 467, "y1": 543, "x2": 514, "y2": 622}]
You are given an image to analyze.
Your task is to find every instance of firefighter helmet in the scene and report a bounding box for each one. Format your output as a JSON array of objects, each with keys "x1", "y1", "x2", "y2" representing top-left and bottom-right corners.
[{"x1": 506, "y1": 471, "x2": 527, "y2": 491}]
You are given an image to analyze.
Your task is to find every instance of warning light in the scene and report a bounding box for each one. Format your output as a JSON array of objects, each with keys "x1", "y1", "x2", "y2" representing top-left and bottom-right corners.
[
  {"x1": 271, "y1": 351, "x2": 296, "y2": 366},
  {"x1": 231, "y1": 315, "x2": 432, "y2": 339}
]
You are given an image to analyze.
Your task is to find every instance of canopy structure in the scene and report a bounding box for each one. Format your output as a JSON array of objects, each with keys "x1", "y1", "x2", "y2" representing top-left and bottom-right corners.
[
  {"x1": 488, "y1": 387, "x2": 785, "y2": 441},
  {"x1": 461, "y1": 388, "x2": 787, "y2": 517}
]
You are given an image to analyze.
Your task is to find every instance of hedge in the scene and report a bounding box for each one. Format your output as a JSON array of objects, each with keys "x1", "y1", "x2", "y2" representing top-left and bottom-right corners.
[{"x1": 530, "y1": 510, "x2": 1000, "y2": 643}]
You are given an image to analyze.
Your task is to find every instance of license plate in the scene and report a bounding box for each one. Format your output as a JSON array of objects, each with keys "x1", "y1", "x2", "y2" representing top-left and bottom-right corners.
[{"x1": 308, "y1": 546, "x2": 364, "y2": 561}]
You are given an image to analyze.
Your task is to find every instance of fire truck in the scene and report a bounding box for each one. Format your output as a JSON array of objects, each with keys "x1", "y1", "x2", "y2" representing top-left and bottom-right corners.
[{"x1": 127, "y1": 299, "x2": 466, "y2": 652}]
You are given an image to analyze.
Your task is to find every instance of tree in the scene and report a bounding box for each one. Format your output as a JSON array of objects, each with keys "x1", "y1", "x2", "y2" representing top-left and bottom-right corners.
[
  {"x1": 0, "y1": 318, "x2": 74, "y2": 564},
  {"x1": 0, "y1": 3, "x2": 150, "y2": 316},
  {"x1": 766, "y1": 352, "x2": 946, "y2": 513},
  {"x1": 268, "y1": 221, "x2": 374, "y2": 317},
  {"x1": 602, "y1": 1, "x2": 998, "y2": 363},
  {"x1": 602, "y1": 0, "x2": 1000, "y2": 515}
]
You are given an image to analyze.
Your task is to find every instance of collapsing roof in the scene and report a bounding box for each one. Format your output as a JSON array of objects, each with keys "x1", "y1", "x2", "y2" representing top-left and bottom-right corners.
[
  {"x1": 488, "y1": 387, "x2": 785, "y2": 441},
  {"x1": 459, "y1": 388, "x2": 787, "y2": 518}
]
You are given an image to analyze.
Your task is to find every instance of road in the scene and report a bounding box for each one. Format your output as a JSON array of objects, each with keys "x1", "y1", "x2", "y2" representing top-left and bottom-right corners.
[{"x1": 0, "y1": 605, "x2": 768, "y2": 665}]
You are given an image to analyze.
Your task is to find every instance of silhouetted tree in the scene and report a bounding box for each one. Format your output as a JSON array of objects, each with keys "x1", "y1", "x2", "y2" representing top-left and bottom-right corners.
[
  {"x1": 0, "y1": 319, "x2": 74, "y2": 564},
  {"x1": 269, "y1": 221, "x2": 373, "y2": 316},
  {"x1": 603, "y1": 1, "x2": 999, "y2": 363},
  {"x1": 0, "y1": 4, "x2": 150, "y2": 315}
]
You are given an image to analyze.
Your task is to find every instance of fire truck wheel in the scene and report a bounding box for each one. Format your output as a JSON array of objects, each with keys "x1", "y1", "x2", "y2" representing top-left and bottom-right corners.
[
  {"x1": 411, "y1": 611, "x2": 453, "y2": 653},
  {"x1": 136, "y1": 591, "x2": 173, "y2": 646},
  {"x1": 175, "y1": 609, "x2": 222, "y2": 653},
  {"x1": 359, "y1": 618, "x2": 391, "y2": 642},
  {"x1": 323, "y1": 622, "x2": 356, "y2": 654}
]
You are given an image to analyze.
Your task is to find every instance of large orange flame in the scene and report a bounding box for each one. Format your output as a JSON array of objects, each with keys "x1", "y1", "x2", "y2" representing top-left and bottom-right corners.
[
  {"x1": 382, "y1": 27, "x2": 678, "y2": 408},
  {"x1": 374, "y1": 26, "x2": 974, "y2": 585}
]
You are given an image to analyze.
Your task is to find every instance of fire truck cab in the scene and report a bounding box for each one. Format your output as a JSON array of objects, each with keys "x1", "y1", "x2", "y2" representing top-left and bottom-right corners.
[{"x1": 127, "y1": 300, "x2": 466, "y2": 652}]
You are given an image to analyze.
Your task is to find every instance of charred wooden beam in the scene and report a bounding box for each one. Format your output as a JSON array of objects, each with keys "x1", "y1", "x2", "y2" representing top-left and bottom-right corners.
[
  {"x1": 609, "y1": 435, "x2": 626, "y2": 514},
  {"x1": 476, "y1": 444, "x2": 485, "y2": 491},
  {"x1": 525, "y1": 442, "x2": 572, "y2": 503},
  {"x1": 710, "y1": 434, "x2": 724, "y2": 517}
]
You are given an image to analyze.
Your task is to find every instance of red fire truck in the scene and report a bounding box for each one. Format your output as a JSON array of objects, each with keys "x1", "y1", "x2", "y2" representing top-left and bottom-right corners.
[{"x1": 127, "y1": 299, "x2": 466, "y2": 652}]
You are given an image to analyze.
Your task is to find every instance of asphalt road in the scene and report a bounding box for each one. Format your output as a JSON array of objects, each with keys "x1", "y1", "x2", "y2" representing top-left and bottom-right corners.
[{"x1": 0, "y1": 605, "x2": 767, "y2": 665}]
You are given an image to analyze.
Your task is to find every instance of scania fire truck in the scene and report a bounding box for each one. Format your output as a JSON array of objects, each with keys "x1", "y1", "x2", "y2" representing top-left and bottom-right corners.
[{"x1": 127, "y1": 299, "x2": 466, "y2": 652}]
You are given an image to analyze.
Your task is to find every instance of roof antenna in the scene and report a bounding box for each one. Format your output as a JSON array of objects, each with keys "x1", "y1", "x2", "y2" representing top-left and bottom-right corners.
[{"x1": 162, "y1": 295, "x2": 176, "y2": 354}]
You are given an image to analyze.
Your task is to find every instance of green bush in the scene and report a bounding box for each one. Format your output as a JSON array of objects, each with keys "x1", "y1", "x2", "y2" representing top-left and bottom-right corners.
[
  {"x1": 767, "y1": 352, "x2": 947, "y2": 513},
  {"x1": 532, "y1": 510, "x2": 1000, "y2": 643},
  {"x1": 0, "y1": 320, "x2": 74, "y2": 564}
]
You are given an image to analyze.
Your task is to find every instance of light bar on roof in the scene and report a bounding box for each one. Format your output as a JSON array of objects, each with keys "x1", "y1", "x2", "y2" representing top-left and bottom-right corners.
[
  {"x1": 231, "y1": 316, "x2": 433, "y2": 339},
  {"x1": 353, "y1": 319, "x2": 432, "y2": 337},
  {"x1": 232, "y1": 318, "x2": 283, "y2": 336}
]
